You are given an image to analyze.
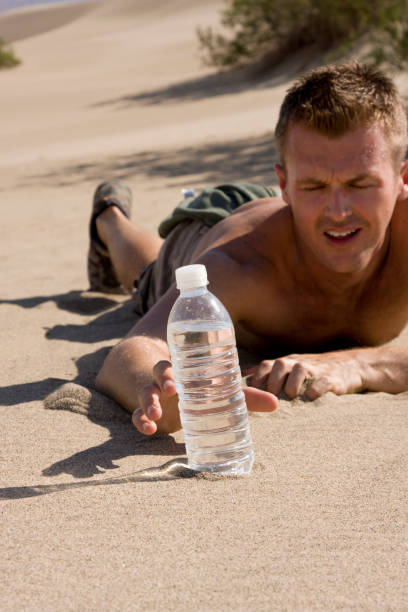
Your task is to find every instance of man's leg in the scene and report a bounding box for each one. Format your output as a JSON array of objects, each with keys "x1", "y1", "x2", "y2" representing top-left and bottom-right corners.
[
  {"x1": 96, "y1": 206, "x2": 163, "y2": 293},
  {"x1": 88, "y1": 180, "x2": 163, "y2": 294}
]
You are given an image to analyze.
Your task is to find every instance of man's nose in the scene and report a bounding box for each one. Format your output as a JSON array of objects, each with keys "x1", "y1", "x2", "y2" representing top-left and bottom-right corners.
[{"x1": 325, "y1": 189, "x2": 351, "y2": 221}]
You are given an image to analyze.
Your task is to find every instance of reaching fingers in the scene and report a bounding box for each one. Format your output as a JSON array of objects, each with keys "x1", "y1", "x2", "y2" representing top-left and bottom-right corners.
[
  {"x1": 153, "y1": 360, "x2": 177, "y2": 396},
  {"x1": 132, "y1": 361, "x2": 179, "y2": 436},
  {"x1": 132, "y1": 406, "x2": 157, "y2": 435},
  {"x1": 133, "y1": 382, "x2": 163, "y2": 435}
]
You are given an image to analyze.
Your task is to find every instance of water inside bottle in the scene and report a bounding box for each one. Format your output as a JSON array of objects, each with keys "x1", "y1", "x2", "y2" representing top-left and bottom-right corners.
[{"x1": 168, "y1": 320, "x2": 254, "y2": 475}]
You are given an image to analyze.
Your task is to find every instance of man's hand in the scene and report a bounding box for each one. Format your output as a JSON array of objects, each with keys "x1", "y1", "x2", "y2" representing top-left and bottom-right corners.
[
  {"x1": 131, "y1": 360, "x2": 180, "y2": 435},
  {"x1": 246, "y1": 351, "x2": 365, "y2": 399},
  {"x1": 132, "y1": 360, "x2": 278, "y2": 435}
]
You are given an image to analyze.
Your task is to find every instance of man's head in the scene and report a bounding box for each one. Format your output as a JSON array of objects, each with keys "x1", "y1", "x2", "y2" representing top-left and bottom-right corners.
[
  {"x1": 273, "y1": 62, "x2": 408, "y2": 280},
  {"x1": 275, "y1": 61, "x2": 407, "y2": 171}
]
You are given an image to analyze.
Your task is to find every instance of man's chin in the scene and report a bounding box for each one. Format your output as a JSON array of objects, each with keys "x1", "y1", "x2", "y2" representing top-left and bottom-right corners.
[{"x1": 322, "y1": 258, "x2": 367, "y2": 276}]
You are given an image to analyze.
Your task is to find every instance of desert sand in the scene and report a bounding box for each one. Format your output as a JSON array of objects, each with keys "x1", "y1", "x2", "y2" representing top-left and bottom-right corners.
[{"x1": 1, "y1": 1, "x2": 408, "y2": 610}]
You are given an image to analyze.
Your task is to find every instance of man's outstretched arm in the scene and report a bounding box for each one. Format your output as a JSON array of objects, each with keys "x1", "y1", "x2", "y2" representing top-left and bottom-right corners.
[
  {"x1": 95, "y1": 287, "x2": 182, "y2": 434},
  {"x1": 95, "y1": 283, "x2": 278, "y2": 436},
  {"x1": 246, "y1": 345, "x2": 408, "y2": 398}
]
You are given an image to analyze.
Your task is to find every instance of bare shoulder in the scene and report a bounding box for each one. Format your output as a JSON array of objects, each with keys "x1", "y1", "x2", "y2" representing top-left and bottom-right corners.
[
  {"x1": 220, "y1": 195, "x2": 288, "y2": 229},
  {"x1": 387, "y1": 200, "x2": 408, "y2": 295},
  {"x1": 189, "y1": 197, "x2": 292, "y2": 322},
  {"x1": 193, "y1": 196, "x2": 291, "y2": 258},
  {"x1": 391, "y1": 200, "x2": 408, "y2": 257},
  {"x1": 190, "y1": 249, "x2": 248, "y2": 320}
]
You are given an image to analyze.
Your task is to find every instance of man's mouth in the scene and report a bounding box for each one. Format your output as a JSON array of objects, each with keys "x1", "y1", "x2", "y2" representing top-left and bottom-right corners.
[{"x1": 324, "y1": 228, "x2": 361, "y2": 242}]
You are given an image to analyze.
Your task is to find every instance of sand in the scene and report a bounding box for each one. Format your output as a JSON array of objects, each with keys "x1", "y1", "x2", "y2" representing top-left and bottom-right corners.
[{"x1": 1, "y1": 1, "x2": 408, "y2": 610}]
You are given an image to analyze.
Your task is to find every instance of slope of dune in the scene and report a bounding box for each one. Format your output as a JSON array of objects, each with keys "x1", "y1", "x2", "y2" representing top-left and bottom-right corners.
[
  {"x1": 0, "y1": 0, "x2": 100, "y2": 42},
  {"x1": 1, "y1": 0, "x2": 289, "y2": 171},
  {"x1": 2, "y1": 2, "x2": 408, "y2": 611}
]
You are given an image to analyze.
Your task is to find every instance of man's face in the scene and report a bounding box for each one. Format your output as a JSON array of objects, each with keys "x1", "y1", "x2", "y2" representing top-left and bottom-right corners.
[{"x1": 275, "y1": 123, "x2": 407, "y2": 277}]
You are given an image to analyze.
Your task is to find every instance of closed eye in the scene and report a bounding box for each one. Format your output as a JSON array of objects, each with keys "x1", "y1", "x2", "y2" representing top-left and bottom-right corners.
[{"x1": 302, "y1": 184, "x2": 326, "y2": 191}]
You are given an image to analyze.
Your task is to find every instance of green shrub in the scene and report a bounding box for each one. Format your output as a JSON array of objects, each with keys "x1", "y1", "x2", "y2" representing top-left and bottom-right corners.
[
  {"x1": 0, "y1": 39, "x2": 21, "y2": 69},
  {"x1": 197, "y1": 0, "x2": 408, "y2": 69}
]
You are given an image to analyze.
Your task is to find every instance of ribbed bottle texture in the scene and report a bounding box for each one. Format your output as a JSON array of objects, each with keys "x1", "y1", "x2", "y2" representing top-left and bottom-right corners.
[{"x1": 167, "y1": 266, "x2": 254, "y2": 475}]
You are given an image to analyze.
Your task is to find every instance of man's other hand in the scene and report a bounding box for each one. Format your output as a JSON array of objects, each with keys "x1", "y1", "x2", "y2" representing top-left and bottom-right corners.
[{"x1": 246, "y1": 352, "x2": 364, "y2": 399}]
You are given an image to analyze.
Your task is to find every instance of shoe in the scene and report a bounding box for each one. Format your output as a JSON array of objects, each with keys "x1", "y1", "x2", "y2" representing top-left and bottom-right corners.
[{"x1": 87, "y1": 180, "x2": 132, "y2": 293}]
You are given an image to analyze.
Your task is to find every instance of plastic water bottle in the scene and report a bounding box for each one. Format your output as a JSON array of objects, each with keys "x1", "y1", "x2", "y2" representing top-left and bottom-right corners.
[{"x1": 167, "y1": 264, "x2": 254, "y2": 475}]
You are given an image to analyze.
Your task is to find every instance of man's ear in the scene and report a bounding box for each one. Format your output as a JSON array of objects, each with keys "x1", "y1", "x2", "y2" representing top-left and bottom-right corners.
[
  {"x1": 397, "y1": 159, "x2": 408, "y2": 201},
  {"x1": 274, "y1": 163, "x2": 289, "y2": 203}
]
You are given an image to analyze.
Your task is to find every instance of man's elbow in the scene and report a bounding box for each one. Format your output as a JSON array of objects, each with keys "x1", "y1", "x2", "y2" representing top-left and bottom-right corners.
[{"x1": 93, "y1": 343, "x2": 125, "y2": 402}]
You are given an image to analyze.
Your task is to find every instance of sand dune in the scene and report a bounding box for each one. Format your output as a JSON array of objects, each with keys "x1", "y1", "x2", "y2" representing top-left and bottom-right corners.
[
  {"x1": 0, "y1": 0, "x2": 100, "y2": 42},
  {"x1": 2, "y1": 0, "x2": 264, "y2": 169},
  {"x1": 92, "y1": 0, "x2": 222, "y2": 20},
  {"x1": 1, "y1": 1, "x2": 408, "y2": 611}
]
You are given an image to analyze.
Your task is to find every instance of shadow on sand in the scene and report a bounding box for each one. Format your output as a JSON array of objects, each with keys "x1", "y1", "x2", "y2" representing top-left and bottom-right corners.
[
  {"x1": 0, "y1": 292, "x2": 135, "y2": 408},
  {"x1": 89, "y1": 50, "x2": 316, "y2": 109},
  {"x1": 22, "y1": 133, "x2": 280, "y2": 189},
  {"x1": 91, "y1": 68, "x2": 280, "y2": 108},
  {"x1": 1, "y1": 290, "x2": 186, "y2": 487},
  {"x1": 0, "y1": 459, "x2": 196, "y2": 500},
  {"x1": 0, "y1": 290, "x2": 122, "y2": 315}
]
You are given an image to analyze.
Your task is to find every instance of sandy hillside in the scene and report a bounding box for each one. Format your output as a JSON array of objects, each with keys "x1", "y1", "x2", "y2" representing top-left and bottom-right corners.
[
  {"x1": 0, "y1": 0, "x2": 99, "y2": 42},
  {"x1": 1, "y1": 2, "x2": 408, "y2": 611}
]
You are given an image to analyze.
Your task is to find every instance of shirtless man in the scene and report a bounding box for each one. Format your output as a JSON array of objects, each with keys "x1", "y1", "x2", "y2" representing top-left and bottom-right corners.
[{"x1": 92, "y1": 61, "x2": 408, "y2": 436}]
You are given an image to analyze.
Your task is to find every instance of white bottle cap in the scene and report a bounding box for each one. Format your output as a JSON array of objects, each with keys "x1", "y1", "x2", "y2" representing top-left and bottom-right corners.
[{"x1": 175, "y1": 264, "x2": 208, "y2": 292}]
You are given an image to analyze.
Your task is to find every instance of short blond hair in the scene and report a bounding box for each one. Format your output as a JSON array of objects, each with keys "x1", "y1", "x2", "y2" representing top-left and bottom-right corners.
[{"x1": 275, "y1": 61, "x2": 408, "y2": 169}]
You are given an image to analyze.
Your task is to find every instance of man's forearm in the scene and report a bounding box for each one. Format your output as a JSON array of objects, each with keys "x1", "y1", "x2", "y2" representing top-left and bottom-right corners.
[
  {"x1": 358, "y1": 345, "x2": 408, "y2": 393},
  {"x1": 96, "y1": 286, "x2": 184, "y2": 434},
  {"x1": 95, "y1": 335, "x2": 169, "y2": 414},
  {"x1": 247, "y1": 343, "x2": 408, "y2": 399}
]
